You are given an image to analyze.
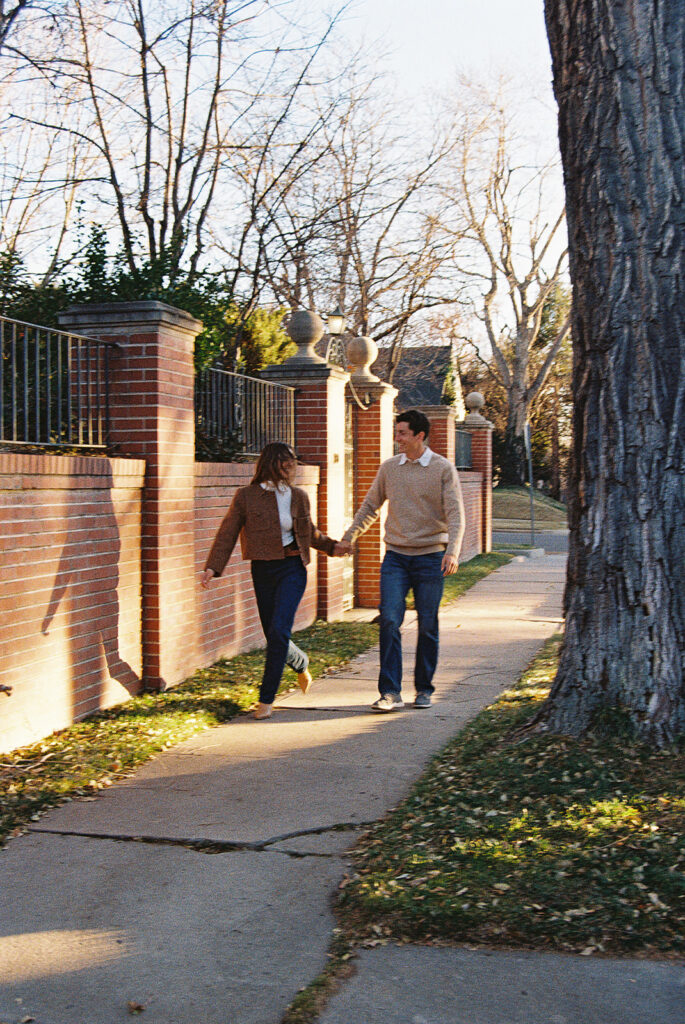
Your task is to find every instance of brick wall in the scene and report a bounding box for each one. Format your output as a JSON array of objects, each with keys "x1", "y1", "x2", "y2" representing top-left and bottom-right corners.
[
  {"x1": 0, "y1": 452, "x2": 145, "y2": 753},
  {"x1": 0, "y1": 454, "x2": 323, "y2": 754}
]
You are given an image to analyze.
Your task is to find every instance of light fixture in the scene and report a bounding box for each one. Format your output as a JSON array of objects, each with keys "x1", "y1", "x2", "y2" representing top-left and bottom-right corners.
[
  {"x1": 326, "y1": 305, "x2": 346, "y2": 336},
  {"x1": 325, "y1": 305, "x2": 347, "y2": 366}
]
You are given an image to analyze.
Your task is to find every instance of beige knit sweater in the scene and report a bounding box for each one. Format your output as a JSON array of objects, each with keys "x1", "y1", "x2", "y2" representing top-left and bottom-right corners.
[{"x1": 342, "y1": 450, "x2": 465, "y2": 557}]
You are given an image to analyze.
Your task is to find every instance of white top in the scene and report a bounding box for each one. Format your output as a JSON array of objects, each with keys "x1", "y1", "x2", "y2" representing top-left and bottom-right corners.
[
  {"x1": 398, "y1": 446, "x2": 433, "y2": 466},
  {"x1": 260, "y1": 481, "x2": 294, "y2": 546}
]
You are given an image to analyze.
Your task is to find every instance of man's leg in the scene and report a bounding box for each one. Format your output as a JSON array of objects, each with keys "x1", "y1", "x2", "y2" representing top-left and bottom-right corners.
[
  {"x1": 377, "y1": 550, "x2": 411, "y2": 699},
  {"x1": 411, "y1": 551, "x2": 445, "y2": 699}
]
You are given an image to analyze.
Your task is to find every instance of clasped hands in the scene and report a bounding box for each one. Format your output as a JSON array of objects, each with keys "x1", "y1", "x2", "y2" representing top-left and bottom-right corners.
[{"x1": 333, "y1": 539, "x2": 353, "y2": 557}]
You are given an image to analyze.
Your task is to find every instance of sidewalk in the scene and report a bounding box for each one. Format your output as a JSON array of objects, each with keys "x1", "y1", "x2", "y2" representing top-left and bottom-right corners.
[{"x1": 2, "y1": 555, "x2": 680, "y2": 1024}]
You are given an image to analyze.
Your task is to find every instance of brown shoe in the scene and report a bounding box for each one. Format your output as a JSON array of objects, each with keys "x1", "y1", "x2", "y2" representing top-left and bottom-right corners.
[
  {"x1": 253, "y1": 702, "x2": 273, "y2": 720},
  {"x1": 297, "y1": 670, "x2": 312, "y2": 694}
]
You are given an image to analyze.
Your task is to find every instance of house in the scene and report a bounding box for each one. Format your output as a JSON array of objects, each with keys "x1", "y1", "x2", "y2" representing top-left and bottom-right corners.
[{"x1": 371, "y1": 341, "x2": 466, "y2": 418}]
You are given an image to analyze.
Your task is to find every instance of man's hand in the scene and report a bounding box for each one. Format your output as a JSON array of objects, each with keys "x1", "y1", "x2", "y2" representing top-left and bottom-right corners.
[
  {"x1": 200, "y1": 569, "x2": 217, "y2": 589},
  {"x1": 441, "y1": 553, "x2": 459, "y2": 576},
  {"x1": 334, "y1": 540, "x2": 353, "y2": 556}
]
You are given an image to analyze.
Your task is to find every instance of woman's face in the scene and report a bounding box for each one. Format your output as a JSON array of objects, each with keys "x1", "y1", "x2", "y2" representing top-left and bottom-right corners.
[{"x1": 279, "y1": 457, "x2": 297, "y2": 484}]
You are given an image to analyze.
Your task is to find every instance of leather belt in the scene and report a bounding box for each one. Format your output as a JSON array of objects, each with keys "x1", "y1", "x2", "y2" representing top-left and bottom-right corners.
[{"x1": 283, "y1": 541, "x2": 300, "y2": 556}]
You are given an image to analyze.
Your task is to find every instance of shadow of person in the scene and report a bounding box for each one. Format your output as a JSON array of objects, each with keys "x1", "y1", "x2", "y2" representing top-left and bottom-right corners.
[{"x1": 42, "y1": 465, "x2": 141, "y2": 719}]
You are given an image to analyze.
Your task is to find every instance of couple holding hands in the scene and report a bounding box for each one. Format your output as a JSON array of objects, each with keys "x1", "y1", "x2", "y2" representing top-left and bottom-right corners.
[{"x1": 201, "y1": 409, "x2": 465, "y2": 720}]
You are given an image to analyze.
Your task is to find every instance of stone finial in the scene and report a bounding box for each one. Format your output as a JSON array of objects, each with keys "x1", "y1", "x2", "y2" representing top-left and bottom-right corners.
[
  {"x1": 346, "y1": 335, "x2": 380, "y2": 383},
  {"x1": 283, "y1": 310, "x2": 327, "y2": 365},
  {"x1": 463, "y1": 391, "x2": 491, "y2": 427}
]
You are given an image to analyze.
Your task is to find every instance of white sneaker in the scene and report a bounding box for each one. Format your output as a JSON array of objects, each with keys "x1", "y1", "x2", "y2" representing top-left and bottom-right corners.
[{"x1": 371, "y1": 694, "x2": 404, "y2": 712}]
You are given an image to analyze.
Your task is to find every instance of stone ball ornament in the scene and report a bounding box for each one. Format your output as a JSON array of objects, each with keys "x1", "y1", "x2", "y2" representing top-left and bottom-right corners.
[
  {"x1": 346, "y1": 335, "x2": 380, "y2": 383},
  {"x1": 283, "y1": 310, "x2": 326, "y2": 364}
]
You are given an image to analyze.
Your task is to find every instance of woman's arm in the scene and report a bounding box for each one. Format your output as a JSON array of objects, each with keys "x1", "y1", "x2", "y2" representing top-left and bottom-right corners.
[{"x1": 202, "y1": 489, "x2": 247, "y2": 580}]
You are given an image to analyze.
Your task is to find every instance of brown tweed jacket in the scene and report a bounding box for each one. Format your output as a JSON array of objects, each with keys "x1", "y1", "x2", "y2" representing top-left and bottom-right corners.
[{"x1": 204, "y1": 483, "x2": 336, "y2": 575}]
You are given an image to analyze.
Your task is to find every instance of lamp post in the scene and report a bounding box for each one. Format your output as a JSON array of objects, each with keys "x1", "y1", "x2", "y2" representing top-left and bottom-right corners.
[{"x1": 325, "y1": 305, "x2": 347, "y2": 366}]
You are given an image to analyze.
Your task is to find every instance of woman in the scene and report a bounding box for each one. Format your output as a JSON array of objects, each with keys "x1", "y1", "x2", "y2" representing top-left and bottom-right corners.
[{"x1": 200, "y1": 442, "x2": 339, "y2": 720}]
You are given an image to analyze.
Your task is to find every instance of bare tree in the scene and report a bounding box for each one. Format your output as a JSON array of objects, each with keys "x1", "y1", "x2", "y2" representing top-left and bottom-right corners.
[
  {"x1": 0, "y1": 81, "x2": 96, "y2": 282},
  {"x1": 0, "y1": 0, "x2": 33, "y2": 47},
  {"x1": 447, "y1": 88, "x2": 569, "y2": 484},
  {"x1": 3, "y1": 0, "x2": 351, "y2": 287},
  {"x1": 236, "y1": 68, "x2": 462, "y2": 369},
  {"x1": 532, "y1": 0, "x2": 685, "y2": 745}
]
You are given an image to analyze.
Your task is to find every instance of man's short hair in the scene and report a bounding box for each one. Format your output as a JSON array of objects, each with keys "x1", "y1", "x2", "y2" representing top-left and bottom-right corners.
[{"x1": 396, "y1": 409, "x2": 430, "y2": 438}]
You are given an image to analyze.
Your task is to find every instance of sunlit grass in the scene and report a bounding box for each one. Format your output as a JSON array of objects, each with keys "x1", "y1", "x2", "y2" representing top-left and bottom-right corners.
[{"x1": 338, "y1": 635, "x2": 685, "y2": 958}]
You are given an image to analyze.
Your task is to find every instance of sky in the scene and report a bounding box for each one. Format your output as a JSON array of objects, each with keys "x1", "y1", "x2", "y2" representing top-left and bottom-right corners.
[
  {"x1": 343, "y1": 0, "x2": 558, "y2": 157},
  {"x1": 348, "y1": 0, "x2": 554, "y2": 94}
]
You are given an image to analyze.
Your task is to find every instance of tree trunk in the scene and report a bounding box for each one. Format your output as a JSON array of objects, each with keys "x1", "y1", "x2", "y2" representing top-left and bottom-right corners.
[
  {"x1": 537, "y1": 0, "x2": 685, "y2": 744},
  {"x1": 500, "y1": 394, "x2": 528, "y2": 486}
]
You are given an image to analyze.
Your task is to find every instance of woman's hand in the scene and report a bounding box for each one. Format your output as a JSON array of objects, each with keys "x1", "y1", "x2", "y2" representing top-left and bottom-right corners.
[{"x1": 200, "y1": 569, "x2": 217, "y2": 589}]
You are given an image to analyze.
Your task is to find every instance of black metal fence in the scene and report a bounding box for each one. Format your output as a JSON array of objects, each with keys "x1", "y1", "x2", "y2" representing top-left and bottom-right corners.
[
  {"x1": 195, "y1": 367, "x2": 295, "y2": 459},
  {"x1": 455, "y1": 428, "x2": 472, "y2": 469},
  {"x1": 0, "y1": 316, "x2": 117, "y2": 449}
]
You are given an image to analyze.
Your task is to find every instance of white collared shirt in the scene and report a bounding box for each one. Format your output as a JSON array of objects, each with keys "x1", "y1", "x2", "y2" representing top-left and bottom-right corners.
[
  {"x1": 260, "y1": 481, "x2": 294, "y2": 546},
  {"x1": 398, "y1": 446, "x2": 433, "y2": 466}
]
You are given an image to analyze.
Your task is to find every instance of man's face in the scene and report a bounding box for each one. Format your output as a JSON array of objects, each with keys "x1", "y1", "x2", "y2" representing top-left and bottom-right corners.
[{"x1": 395, "y1": 420, "x2": 425, "y2": 459}]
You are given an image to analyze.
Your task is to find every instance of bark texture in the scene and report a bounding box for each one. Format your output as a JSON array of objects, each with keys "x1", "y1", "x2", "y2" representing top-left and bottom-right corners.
[{"x1": 541, "y1": 0, "x2": 685, "y2": 743}]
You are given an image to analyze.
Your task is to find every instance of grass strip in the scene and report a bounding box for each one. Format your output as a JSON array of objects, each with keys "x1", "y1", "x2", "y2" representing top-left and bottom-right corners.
[
  {"x1": 1, "y1": 553, "x2": 512, "y2": 847},
  {"x1": 337, "y1": 635, "x2": 685, "y2": 959}
]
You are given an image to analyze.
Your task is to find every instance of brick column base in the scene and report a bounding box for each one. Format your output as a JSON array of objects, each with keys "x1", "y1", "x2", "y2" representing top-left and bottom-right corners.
[
  {"x1": 350, "y1": 382, "x2": 397, "y2": 608},
  {"x1": 461, "y1": 397, "x2": 494, "y2": 554},
  {"x1": 418, "y1": 405, "x2": 456, "y2": 462},
  {"x1": 262, "y1": 361, "x2": 349, "y2": 621},
  {"x1": 59, "y1": 301, "x2": 202, "y2": 689}
]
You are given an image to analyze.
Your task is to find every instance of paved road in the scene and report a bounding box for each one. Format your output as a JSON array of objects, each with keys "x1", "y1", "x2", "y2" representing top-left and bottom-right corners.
[{"x1": 494, "y1": 528, "x2": 569, "y2": 553}]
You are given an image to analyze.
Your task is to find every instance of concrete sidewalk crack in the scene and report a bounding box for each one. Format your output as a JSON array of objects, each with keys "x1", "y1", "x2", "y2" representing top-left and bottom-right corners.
[{"x1": 28, "y1": 820, "x2": 376, "y2": 858}]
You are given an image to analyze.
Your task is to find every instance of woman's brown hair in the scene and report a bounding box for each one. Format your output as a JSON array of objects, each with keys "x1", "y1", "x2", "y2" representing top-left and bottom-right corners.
[{"x1": 251, "y1": 442, "x2": 297, "y2": 486}]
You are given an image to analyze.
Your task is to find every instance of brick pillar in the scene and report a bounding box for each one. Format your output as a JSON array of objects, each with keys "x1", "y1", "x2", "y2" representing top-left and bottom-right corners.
[
  {"x1": 350, "y1": 381, "x2": 397, "y2": 608},
  {"x1": 461, "y1": 392, "x2": 494, "y2": 554},
  {"x1": 418, "y1": 405, "x2": 456, "y2": 462},
  {"x1": 263, "y1": 345, "x2": 349, "y2": 622},
  {"x1": 59, "y1": 301, "x2": 202, "y2": 689}
]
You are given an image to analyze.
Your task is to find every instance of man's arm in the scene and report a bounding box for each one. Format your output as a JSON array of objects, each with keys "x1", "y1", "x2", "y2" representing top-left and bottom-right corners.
[{"x1": 340, "y1": 466, "x2": 387, "y2": 547}]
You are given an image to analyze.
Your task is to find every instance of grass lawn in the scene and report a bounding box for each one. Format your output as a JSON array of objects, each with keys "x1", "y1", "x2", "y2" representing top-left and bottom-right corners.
[
  {"x1": 0, "y1": 552, "x2": 510, "y2": 847},
  {"x1": 337, "y1": 636, "x2": 685, "y2": 960},
  {"x1": 493, "y1": 486, "x2": 568, "y2": 529}
]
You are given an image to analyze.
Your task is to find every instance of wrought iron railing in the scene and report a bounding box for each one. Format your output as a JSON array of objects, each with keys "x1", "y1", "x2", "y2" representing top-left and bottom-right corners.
[
  {"x1": 195, "y1": 367, "x2": 295, "y2": 459},
  {"x1": 455, "y1": 428, "x2": 472, "y2": 469},
  {"x1": 0, "y1": 315, "x2": 117, "y2": 449}
]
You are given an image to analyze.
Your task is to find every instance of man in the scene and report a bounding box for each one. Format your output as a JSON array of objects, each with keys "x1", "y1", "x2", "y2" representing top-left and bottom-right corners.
[{"x1": 338, "y1": 409, "x2": 465, "y2": 711}]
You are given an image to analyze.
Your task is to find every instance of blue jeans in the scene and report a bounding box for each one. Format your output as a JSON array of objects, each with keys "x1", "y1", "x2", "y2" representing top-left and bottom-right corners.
[
  {"x1": 378, "y1": 550, "x2": 444, "y2": 698},
  {"x1": 251, "y1": 557, "x2": 308, "y2": 705}
]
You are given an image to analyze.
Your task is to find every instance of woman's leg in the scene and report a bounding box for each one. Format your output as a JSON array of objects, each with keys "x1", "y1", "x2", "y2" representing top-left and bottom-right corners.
[
  {"x1": 251, "y1": 558, "x2": 307, "y2": 705},
  {"x1": 285, "y1": 639, "x2": 308, "y2": 673}
]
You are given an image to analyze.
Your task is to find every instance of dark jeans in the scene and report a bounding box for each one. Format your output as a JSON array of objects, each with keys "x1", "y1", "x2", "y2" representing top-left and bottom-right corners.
[
  {"x1": 251, "y1": 557, "x2": 308, "y2": 705},
  {"x1": 378, "y1": 549, "x2": 445, "y2": 698}
]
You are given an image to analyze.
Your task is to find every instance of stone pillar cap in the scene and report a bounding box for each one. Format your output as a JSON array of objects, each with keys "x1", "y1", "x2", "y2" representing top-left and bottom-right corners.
[
  {"x1": 462, "y1": 391, "x2": 493, "y2": 428},
  {"x1": 282, "y1": 310, "x2": 327, "y2": 366},
  {"x1": 347, "y1": 335, "x2": 380, "y2": 383}
]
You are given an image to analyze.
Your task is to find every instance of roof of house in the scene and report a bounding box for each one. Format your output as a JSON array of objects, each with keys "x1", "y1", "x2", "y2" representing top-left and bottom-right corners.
[{"x1": 372, "y1": 343, "x2": 465, "y2": 417}]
